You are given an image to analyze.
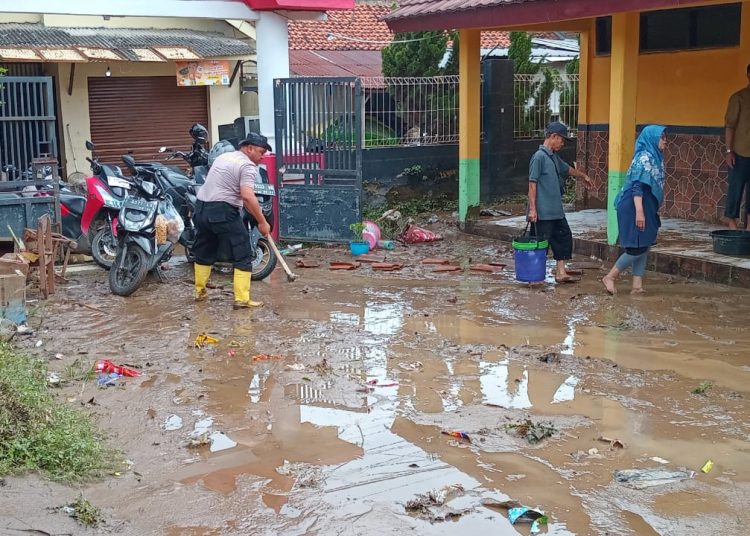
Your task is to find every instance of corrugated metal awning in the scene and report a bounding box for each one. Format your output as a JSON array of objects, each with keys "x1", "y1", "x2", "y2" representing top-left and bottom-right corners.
[
  {"x1": 0, "y1": 23, "x2": 254, "y2": 62},
  {"x1": 290, "y1": 50, "x2": 382, "y2": 78}
]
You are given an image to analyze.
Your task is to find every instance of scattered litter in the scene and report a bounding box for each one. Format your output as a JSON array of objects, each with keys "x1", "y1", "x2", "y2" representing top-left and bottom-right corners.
[
  {"x1": 480, "y1": 208, "x2": 511, "y2": 217},
  {"x1": 650, "y1": 457, "x2": 670, "y2": 465},
  {"x1": 405, "y1": 484, "x2": 467, "y2": 521},
  {"x1": 378, "y1": 209, "x2": 402, "y2": 222},
  {"x1": 614, "y1": 468, "x2": 695, "y2": 489},
  {"x1": 194, "y1": 333, "x2": 219, "y2": 348},
  {"x1": 313, "y1": 359, "x2": 332, "y2": 375},
  {"x1": 279, "y1": 244, "x2": 303, "y2": 255},
  {"x1": 185, "y1": 417, "x2": 214, "y2": 448},
  {"x1": 692, "y1": 381, "x2": 713, "y2": 395},
  {"x1": 61, "y1": 495, "x2": 103, "y2": 527},
  {"x1": 94, "y1": 359, "x2": 142, "y2": 377},
  {"x1": 54, "y1": 353, "x2": 64, "y2": 360},
  {"x1": 427, "y1": 214, "x2": 439, "y2": 224},
  {"x1": 538, "y1": 352, "x2": 560, "y2": 364},
  {"x1": 506, "y1": 419, "x2": 556, "y2": 444},
  {"x1": 97, "y1": 372, "x2": 121, "y2": 387},
  {"x1": 598, "y1": 436, "x2": 625, "y2": 449},
  {"x1": 398, "y1": 361, "x2": 423, "y2": 371},
  {"x1": 701, "y1": 459, "x2": 714, "y2": 473},
  {"x1": 164, "y1": 414, "x2": 183, "y2": 431},
  {"x1": 377, "y1": 240, "x2": 396, "y2": 250},
  {"x1": 252, "y1": 354, "x2": 283, "y2": 362},
  {"x1": 209, "y1": 431, "x2": 237, "y2": 452},
  {"x1": 47, "y1": 372, "x2": 61, "y2": 386},
  {"x1": 614, "y1": 308, "x2": 673, "y2": 332},
  {"x1": 400, "y1": 224, "x2": 442, "y2": 244},
  {"x1": 366, "y1": 379, "x2": 399, "y2": 388},
  {"x1": 447, "y1": 295, "x2": 458, "y2": 304},
  {"x1": 441, "y1": 431, "x2": 471, "y2": 442},
  {"x1": 35, "y1": 340, "x2": 43, "y2": 348},
  {"x1": 276, "y1": 460, "x2": 293, "y2": 476},
  {"x1": 508, "y1": 506, "x2": 548, "y2": 534},
  {"x1": 421, "y1": 258, "x2": 450, "y2": 265},
  {"x1": 16, "y1": 324, "x2": 33, "y2": 335},
  {"x1": 286, "y1": 363, "x2": 306, "y2": 371},
  {"x1": 294, "y1": 259, "x2": 320, "y2": 269}
]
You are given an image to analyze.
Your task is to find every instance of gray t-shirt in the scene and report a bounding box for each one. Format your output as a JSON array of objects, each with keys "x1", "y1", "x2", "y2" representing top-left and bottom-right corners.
[
  {"x1": 197, "y1": 150, "x2": 257, "y2": 207},
  {"x1": 529, "y1": 145, "x2": 570, "y2": 220}
]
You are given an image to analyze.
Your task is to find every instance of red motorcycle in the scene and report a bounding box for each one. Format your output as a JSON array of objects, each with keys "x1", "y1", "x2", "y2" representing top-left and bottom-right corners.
[{"x1": 60, "y1": 141, "x2": 129, "y2": 269}]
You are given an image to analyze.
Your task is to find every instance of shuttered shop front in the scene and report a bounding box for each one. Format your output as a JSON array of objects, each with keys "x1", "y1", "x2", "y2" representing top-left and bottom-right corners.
[{"x1": 88, "y1": 76, "x2": 209, "y2": 171}]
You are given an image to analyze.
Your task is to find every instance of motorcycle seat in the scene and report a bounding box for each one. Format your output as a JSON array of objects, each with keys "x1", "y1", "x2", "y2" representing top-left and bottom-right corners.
[{"x1": 61, "y1": 194, "x2": 86, "y2": 215}]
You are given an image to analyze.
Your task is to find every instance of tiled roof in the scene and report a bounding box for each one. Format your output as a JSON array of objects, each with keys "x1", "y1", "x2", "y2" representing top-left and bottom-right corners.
[
  {"x1": 0, "y1": 23, "x2": 254, "y2": 61},
  {"x1": 288, "y1": 2, "x2": 567, "y2": 52},
  {"x1": 384, "y1": 0, "x2": 539, "y2": 21},
  {"x1": 290, "y1": 49, "x2": 382, "y2": 77},
  {"x1": 288, "y1": 3, "x2": 393, "y2": 51}
]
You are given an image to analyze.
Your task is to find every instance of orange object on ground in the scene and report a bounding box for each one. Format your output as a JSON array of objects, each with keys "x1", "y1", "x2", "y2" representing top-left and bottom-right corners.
[
  {"x1": 420, "y1": 258, "x2": 450, "y2": 265},
  {"x1": 252, "y1": 354, "x2": 283, "y2": 361},
  {"x1": 295, "y1": 259, "x2": 320, "y2": 268},
  {"x1": 470, "y1": 264, "x2": 505, "y2": 273},
  {"x1": 372, "y1": 262, "x2": 403, "y2": 272},
  {"x1": 433, "y1": 265, "x2": 462, "y2": 273},
  {"x1": 94, "y1": 359, "x2": 142, "y2": 377},
  {"x1": 329, "y1": 261, "x2": 360, "y2": 270}
]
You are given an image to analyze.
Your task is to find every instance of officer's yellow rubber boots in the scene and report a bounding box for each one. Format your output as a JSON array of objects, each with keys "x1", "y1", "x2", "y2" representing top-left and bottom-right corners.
[
  {"x1": 194, "y1": 263, "x2": 212, "y2": 301},
  {"x1": 233, "y1": 268, "x2": 263, "y2": 309}
]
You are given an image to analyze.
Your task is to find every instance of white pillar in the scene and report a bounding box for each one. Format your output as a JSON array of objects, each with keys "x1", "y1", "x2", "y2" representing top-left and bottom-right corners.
[{"x1": 255, "y1": 11, "x2": 289, "y2": 152}]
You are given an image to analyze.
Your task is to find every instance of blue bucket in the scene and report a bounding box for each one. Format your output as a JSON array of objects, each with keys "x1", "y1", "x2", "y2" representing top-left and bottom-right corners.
[
  {"x1": 512, "y1": 233, "x2": 548, "y2": 283},
  {"x1": 350, "y1": 241, "x2": 370, "y2": 256}
]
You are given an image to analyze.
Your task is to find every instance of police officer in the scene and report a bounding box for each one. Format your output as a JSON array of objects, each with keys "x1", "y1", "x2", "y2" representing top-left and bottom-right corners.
[{"x1": 192, "y1": 133, "x2": 272, "y2": 309}]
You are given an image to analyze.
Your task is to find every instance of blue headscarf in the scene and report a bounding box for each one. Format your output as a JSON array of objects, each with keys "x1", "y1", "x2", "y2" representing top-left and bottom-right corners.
[{"x1": 615, "y1": 125, "x2": 667, "y2": 206}]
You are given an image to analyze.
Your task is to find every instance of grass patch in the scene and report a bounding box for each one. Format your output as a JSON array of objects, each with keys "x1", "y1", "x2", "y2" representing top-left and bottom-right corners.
[
  {"x1": 0, "y1": 344, "x2": 117, "y2": 482},
  {"x1": 692, "y1": 381, "x2": 713, "y2": 396},
  {"x1": 62, "y1": 495, "x2": 104, "y2": 527}
]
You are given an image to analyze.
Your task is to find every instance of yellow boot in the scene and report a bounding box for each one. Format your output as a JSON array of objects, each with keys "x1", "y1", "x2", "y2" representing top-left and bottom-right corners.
[
  {"x1": 233, "y1": 268, "x2": 263, "y2": 309},
  {"x1": 194, "y1": 263, "x2": 212, "y2": 301}
]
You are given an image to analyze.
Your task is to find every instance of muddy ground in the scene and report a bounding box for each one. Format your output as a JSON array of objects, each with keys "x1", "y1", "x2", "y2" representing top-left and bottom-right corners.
[{"x1": 1, "y1": 225, "x2": 749, "y2": 536}]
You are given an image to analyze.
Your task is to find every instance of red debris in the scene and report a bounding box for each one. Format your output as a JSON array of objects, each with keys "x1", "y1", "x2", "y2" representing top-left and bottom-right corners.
[
  {"x1": 400, "y1": 224, "x2": 442, "y2": 244},
  {"x1": 295, "y1": 259, "x2": 321, "y2": 268},
  {"x1": 421, "y1": 258, "x2": 450, "y2": 265},
  {"x1": 372, "y1": 262, "x2": 403, "y2": 272},
  {"x1": 329, "y1": 261, "x2": 360, "y2": 270},
  {"x1": 433, "y1": 265, "x2": 462, "y2": 273}
]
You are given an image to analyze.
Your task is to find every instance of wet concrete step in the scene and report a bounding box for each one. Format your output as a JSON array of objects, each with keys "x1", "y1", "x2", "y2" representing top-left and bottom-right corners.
[{"x1": 464, "y1": 219, "x2": 750, "y2": 288}]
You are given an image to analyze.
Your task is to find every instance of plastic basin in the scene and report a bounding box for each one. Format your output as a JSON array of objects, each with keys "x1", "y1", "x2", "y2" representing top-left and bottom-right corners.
[{"x1": 710, "y1": 230, "x2": 750, "y2": 256}]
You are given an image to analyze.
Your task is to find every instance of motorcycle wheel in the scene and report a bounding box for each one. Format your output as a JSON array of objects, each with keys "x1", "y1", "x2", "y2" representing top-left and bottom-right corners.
[
  {"x1": 251, "y1": 238, "x2": 277, "y2": 281},
  {"x1": 109, "y1": 243, "x2": 150, "y2": 297},
  {"x1": 91, "y1": 226, "x2": 117, "y2": 270}
]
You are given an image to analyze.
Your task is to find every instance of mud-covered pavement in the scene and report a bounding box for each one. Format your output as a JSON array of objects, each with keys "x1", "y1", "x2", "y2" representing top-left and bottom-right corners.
[{"x1": 2, "y1": 227, "x2": 749, "y2": 536}]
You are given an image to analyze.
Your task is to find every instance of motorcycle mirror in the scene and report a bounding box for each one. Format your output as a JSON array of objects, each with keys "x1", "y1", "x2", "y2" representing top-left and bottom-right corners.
[
  {"x1": 158, "y1": 147, "x2": 168, "y2": 153},
  {"x1": 121, "y1": 155, "x2": 137, "y2": 169},
  {"x1": 85, "y1": 141, "x2": 95, "y2": 151}
]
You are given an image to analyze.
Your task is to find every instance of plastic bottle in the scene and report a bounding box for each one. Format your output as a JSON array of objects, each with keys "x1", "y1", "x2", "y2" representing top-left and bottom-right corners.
[{"x1": 377, "y1": 240, "x2": 396, "y2": 250}]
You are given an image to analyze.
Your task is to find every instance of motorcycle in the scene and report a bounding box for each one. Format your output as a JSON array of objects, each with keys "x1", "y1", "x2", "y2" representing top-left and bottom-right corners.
[
  {"x1": 109, "y1": 155, "x2": 184, "y2": 297},
  {"x1": 136, "y1": 136, "x2": 277, "y2": 281},
  {"x1": 61, "y1": 141, "x2": 129, "y2": 269}
]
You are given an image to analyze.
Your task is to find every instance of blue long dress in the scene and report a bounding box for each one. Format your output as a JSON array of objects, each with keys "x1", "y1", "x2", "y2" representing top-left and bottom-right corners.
[{"x1": 616, "y1": 182, "x2": 661, "y2": 248}]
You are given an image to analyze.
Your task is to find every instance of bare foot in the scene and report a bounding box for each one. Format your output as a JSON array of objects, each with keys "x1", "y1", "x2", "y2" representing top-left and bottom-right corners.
[
  {"x1": 630, "y1": 287, "x2": 645, "y2": 294},
  {"x1": 602, "y1": 276, "x2": 617, "y2": 295}
]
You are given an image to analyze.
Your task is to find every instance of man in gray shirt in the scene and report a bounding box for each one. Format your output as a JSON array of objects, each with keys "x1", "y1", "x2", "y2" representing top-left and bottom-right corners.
[
  {"x1": 193, "y1": 133, "x2": 272, "y2": 308},
  {"x1": 528, "y1": 122, "x2": 592, "y2": 283}
]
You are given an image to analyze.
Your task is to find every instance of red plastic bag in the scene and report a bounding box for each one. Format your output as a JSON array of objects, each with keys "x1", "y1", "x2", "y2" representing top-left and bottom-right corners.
[
  {"x1": 399, "y1": 224, "x2": 443, "y2": 244},
  {"x1": 94, "y1": 359, "x2": 142, "y2": 377}
]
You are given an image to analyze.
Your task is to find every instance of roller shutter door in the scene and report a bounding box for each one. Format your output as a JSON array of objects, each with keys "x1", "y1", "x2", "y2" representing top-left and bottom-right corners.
[{"x1": 88, "y1": 76, "x2": 208, "y2": 171}]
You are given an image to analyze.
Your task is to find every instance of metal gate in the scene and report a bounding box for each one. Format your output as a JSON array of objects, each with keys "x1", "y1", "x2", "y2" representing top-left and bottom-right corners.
[
  {"x1": 274, "y1": 77, "x2": 362, "y2": 241},
  {"x1": 0, "y1": 76, "x2": 58, "y2": 175}
]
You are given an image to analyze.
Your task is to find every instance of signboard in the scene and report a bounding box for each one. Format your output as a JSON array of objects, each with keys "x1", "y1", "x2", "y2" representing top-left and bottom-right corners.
[{"x1": 176, "y1": 60, "x2": 231, "y2": 86}]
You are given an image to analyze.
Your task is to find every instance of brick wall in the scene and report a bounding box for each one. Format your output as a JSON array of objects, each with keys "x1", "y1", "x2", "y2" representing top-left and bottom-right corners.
[{"x1": 576, "y1": 125, "x2": 728, "y2": 224}]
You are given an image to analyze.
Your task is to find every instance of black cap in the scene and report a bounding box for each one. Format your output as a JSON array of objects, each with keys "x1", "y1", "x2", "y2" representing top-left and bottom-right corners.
[
  {"x1": 239, "y1": 132, "x2": 272, "y2": 152},
  {"x1": 545, "y1": 121, "x2": 573, "y2": 141}
]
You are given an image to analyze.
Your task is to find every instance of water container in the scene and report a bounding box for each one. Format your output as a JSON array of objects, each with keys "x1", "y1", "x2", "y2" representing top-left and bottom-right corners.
[{"x1": 512, "y1": 234, "x2": 548, "y2": 283}]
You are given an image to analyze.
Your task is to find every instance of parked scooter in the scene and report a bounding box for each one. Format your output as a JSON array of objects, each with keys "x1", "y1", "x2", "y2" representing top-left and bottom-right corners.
[
  {"x1": 109, "y1": 155, "x2": 184, "y2": 297},
  {"x1": 61, "y1": 141, "x2": 129, "y2": 269},
  {"x1": 158, "y1": 123, "x2": 210, "y2": 183}
]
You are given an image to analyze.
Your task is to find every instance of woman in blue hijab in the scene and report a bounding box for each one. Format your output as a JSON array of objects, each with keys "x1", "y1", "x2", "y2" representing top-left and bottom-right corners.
[{"x1": 602, "y1": 125, "x2": 667, "y2": 294}]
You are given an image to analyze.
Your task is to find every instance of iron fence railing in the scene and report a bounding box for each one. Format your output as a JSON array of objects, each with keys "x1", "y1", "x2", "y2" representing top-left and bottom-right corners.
[
  {"x1": 514, "y1": 72, "x2": 579, "y2": 139},
  {"x1": 360, "y1": 75, "x2": 461, "y2": 148}
]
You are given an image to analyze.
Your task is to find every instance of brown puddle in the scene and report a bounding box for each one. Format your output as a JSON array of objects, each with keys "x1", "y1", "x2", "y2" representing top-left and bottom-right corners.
[{"x1": 16, "y1": 238, "x2": 750, "y2": 535}]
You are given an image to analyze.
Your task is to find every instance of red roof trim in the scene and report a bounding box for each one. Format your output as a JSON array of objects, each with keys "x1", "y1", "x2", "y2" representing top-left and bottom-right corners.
[
  {"x1": 385, "y1": 0, "x2": 702, "y2": 32},
  {"x1": 245, "y1": 0, "x2": 354, "y2": 11}
]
